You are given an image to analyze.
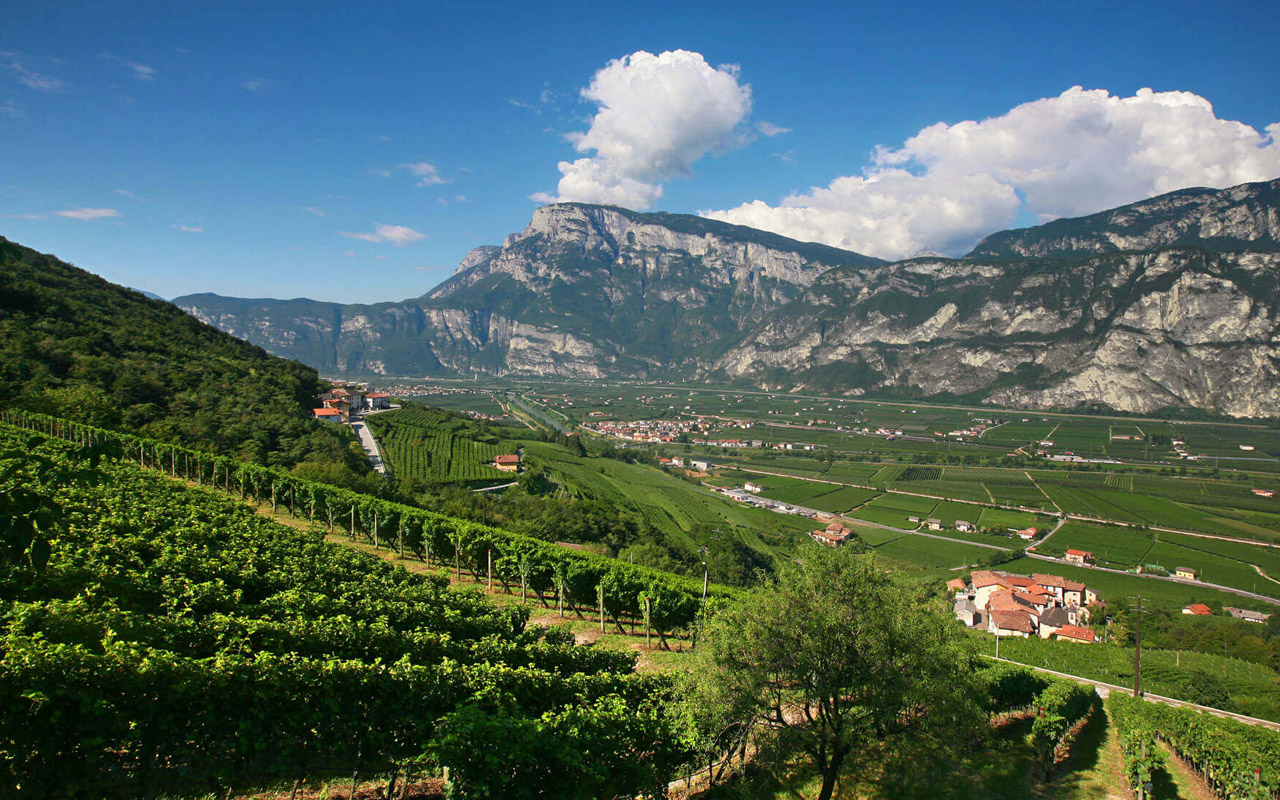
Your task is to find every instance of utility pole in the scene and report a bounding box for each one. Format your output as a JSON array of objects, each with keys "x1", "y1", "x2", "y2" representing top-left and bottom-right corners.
[{"x1": 1133, "y1": 595, "x2": 1143, "y2": 698}]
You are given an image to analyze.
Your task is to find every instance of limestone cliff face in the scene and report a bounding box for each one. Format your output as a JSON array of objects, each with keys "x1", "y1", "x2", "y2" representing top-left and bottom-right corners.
[
  {"x1": 715, "y1": 248, "x2": 1280, "y2": 417},
  {"x1": 175, "y1": 181, "x2": 1280, "y2": 417},
  {"x1": 969, "y1": 179, "x2": 1280, "y2": 259}
]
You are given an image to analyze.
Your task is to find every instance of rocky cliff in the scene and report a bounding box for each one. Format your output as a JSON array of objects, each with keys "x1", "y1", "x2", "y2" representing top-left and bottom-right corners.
[{"x1": 175, "y1": 180, "x2": 1280, "y2": 417}]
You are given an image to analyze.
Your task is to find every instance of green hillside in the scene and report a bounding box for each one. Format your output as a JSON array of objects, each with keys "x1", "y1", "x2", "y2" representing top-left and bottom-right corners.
[{"x1": 0, "y1": 237, "x2": 361, "y2": 470}]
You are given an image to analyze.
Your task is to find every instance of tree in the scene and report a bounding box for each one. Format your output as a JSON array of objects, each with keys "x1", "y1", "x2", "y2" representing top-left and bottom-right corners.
[{"x1": 682, "y1": 547, "x2": 982, "y2": 800}]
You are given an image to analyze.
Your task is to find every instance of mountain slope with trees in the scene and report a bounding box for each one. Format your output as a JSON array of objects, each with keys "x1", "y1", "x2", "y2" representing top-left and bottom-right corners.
[{"x1": 0, "y1": 236, "x2": 363, "y2": 471}]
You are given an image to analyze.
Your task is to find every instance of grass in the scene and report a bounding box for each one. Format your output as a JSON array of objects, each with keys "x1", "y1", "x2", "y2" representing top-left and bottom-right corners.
[{"x1": 1035, "y1": 523, "x2": 1155, "y2": 569}]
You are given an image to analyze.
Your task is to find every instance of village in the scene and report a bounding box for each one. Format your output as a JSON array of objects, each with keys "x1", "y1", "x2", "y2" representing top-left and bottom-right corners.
[{"x1": 310, "y1": 384, "x2": 392, "y2": 422}]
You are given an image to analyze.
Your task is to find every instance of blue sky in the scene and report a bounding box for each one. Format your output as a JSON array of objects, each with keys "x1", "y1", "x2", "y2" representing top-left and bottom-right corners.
[{"x1": 2, "y1": 0, "x2": 1278, "y2": 303}]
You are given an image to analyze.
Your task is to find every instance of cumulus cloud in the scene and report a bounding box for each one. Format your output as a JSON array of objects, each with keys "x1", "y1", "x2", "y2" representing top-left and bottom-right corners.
[
  {"x1": 56, "y1": 207, "x2": 121, "y2": 220},
  {"x1": 535, "y1": 49, "x2": 753, "y2": 209},
  {"x1": 340, "y1": 223, "x2": 427, "y2": 246},
  {"x1": 399, "y1": 161, "x2": 448, "y2": 186},
  {"x1": 756, "y1": 121, "x2": 791, "y2": 137},
  {"x1": 705, "y1": 86, "x2": 1280, "y2": 259},
  {"x1": 242, "y1": 78, "x2": 272, "y2": 92},
  {"x1": 173, "y1": 223, "x2": 203, "y2": 233}
]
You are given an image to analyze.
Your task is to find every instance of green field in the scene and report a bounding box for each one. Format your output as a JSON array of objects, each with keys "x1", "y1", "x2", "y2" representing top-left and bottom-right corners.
[
  {"x1": 367, "y1": 404, "x2": 509, "y2": 483},
  {"x1": 1035, "y1": 522, "x2": 1155, "y2": 569},
  {"x1": 872, "y1": 534, "x2": 988, "y2": 570}
]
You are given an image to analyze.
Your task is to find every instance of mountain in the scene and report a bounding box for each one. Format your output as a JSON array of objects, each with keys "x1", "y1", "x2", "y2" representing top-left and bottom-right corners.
[
  {"x1": 968, "y1": 180, "x2": 1280, "y2": 259},
  {"x1": 0, "y1": 237, "x2": 362, "y2": 468},
  {"x1": 175, "y1": 180, "x2": 1280, "y2": 417},
  {"x1": 176, "y1": 203, "x2": 883, "y2": 377}
]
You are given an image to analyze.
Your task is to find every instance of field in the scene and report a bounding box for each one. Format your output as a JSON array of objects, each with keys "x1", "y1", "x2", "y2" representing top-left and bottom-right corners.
[
  {"x1": 366, "y1": 404, "x2": 509, "y2": 483},
  {"x1": 1034, "y1": 522, "x2": 1155, "y2": 569}
]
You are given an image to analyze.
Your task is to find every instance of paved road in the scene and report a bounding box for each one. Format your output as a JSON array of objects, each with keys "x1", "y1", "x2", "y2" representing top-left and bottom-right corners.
[
  {"x1": 350, "y1": 416, "x2": 386, "y2": 474},
  {"x1": 982, "y1": 655, "x2": 1280, "y2": 731}
]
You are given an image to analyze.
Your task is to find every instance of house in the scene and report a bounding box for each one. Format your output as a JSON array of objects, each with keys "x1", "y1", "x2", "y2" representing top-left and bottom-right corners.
[
  {"x1": 1225, "y1": 607, "x2": 1273, "y2": 624},
  {"x1": 946, "y1": 578, "x2": 968, "y2": 595},
  {"x1": 744, "y1": 481, "x2": 764, "y2": 493},
  {"x1": 658, "y1": 457, "x2": 675, "y2": 466},
  {"x1": 671, "y1": 457, "x2": 685, "y2": 468},
  {"x1": 1038, "y1": 607, "x2": 1070, "y2": 639},
  {"x1": 313, "y1": 407, "x2": 344, "y2": 422},
  {"x1": 1064, "y1": 549, "x2": 1094, "y2": 566},
  {"x1": 1182, "y1": 603, "x2": 1213, "y2": 616},
  {"x1": 971, "y1": 570, "x2": 1012, "y2": 609},
  {"x1": 494, "y1": 454, "x2": 522, "y2": 472},
  {"x1": 1054, "y1": 625, "x2": 1097, "y2": 644},
  {"x1": 956, "y1": 520, "x2": 975, "y2": 533},
  {"x1": 988, "y1": 609, "x2": 1036, "y2": 638},
  {"x1": 1253, "y1": 489, "x2": 1276, "y2": 498},
  {"x1": 954, "y1": 596, "x2": 981, "y2": 628},
  {"x1": 810, "y1": 523, "x2": 852, "y2": 547},
  {"x1": 907, "y1": 515, "x2": 921, "y2": 524},
  {"x1": 366, "y1": 392, "x2": 391, "y2": 410},
  {"x1": 1017, "y1": 528, "x2": 1039, "y2": 540},
  {"x1": 1175, "y1": 566, "x2": 1199, "y2": 581},
  {"x1": 927, "y1": 518, "x2": 943, "y2": 531},
  {"x1": 690, "y1": 460, "x2": 710, "y2": 471}
]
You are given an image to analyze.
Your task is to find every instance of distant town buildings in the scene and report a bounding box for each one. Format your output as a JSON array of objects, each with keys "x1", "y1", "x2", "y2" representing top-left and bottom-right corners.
[
  {"x1": 1225, "y1": 606, "x2": 1273, "y2": 624},
  {"x1": 809, "y1": 521, "x2": 854, "y2": 547},
  {"x1": 1175, "y1": 566, "x2": 1200, "y2": 581},
  {"x1": 1182, "y1": 603, "x2": 1213, "y2": 616},
  {"x1": 1064, "y1": 549, "x2": 1094, "y2": 566}
]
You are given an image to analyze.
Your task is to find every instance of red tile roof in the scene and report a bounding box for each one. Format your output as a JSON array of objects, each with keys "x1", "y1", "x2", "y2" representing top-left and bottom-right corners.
[
  {"x1": 1055, "y1": 625, "x2": 1096, "y2": 643},
  {"x1": 990, "y1": 609, "x2": 1037, "y2": 634},
  {"x1": 1066, "y1": 549, "x2": 1093, "y2": 558},
  {"x1": 1184, "y1": 603, "x2": 1212, "y2": 616},
  {"x1": 313, "y1": 408, "x2": 342, "y2": 416},
  {"x1": 946, "y1": 578, "x2": 967, "y2": 591},
  {"x1": 495, "y1": 455, "x2": 521, "y2": 464}
]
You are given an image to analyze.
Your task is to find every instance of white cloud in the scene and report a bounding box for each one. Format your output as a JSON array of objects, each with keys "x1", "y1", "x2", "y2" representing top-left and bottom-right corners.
[
  {"x1": 303, "y1": 206, "x2": 325, "y2": 216},
  {"x1": 341, "y1": 249, "x2": 356, "y2": 258},
  {"x1": 242, "y1": 78, "x2": 272, "y2": 92},
  {"x1": 173, "y1": 223, "x2": 203, "y2": 233},
  {"x1": 757, "y1": 121, "x2": 791, "y2": 137},
  {"x1": 101, "y1": 54, "x2": 155, "y2": 81},
  {"x1": 536, "y1": 49, "x2": 753, "y2": 209},
  {"x1": 706, "y1": 86, "x2": 1280, "y2": 259},
  {"x1": 56, "y1": 207, "x2": 121, "y2": 220},
  {"x1": 339, "y1": 223, "x2": 427, "y2": 246},
  {"x1": 114, "y1": 188, "x2": 140, "y2": 199},
  {"x1": 0, "y1": 100, "x2": 20, "y2": 117},
  {"x1": 399, "y1": 161, "x2": 448, "y2": 186},
  {"x1": 7, "y1": 60, "x2": 66, "y2": 93}
]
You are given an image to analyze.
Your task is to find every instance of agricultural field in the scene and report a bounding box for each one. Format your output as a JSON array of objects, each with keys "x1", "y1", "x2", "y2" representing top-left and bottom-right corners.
[
  {"x1": 366, "y1": 404, "x2": 509, "y2": 484},
  {"x1": 999, "y1": 556, "x2": 1276, "y2": 612},
  {"x1": 984, "y1": 634, "x2": 1280, "y2": 721},
  {"x1": 871, "y1": 534, "x2": 989, "y2": 571},
  {"x1": 1033, "y1": 522, "x2": 1154, "y2": 569}
]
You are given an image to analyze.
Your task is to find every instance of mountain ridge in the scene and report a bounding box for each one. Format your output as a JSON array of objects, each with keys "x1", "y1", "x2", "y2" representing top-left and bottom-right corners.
[{"x1": 172, "y1": 179, "x2": 1280, "y2": 417}]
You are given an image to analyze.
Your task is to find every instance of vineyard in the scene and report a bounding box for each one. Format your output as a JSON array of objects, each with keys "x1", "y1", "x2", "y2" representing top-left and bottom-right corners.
[
  {"x1": 365, "y1": 405, "x2": 510, "y2": 483},
  {"x1": 0, "y1": 419, "x2": 703, "y2": 799}
]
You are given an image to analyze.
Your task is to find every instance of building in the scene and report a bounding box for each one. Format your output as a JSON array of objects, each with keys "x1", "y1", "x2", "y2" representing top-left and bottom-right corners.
[
  {"x1": 1175, "y1": 566, "x2": 1199, "y2": 581},
  {"x1": 744, "y1": 481, "x2": 764, "y2": 493},
  {"x1": 494, "y1": 454, "x2": 522, "y2": 473},
  {"x1": 946, "y1": 578, "x2": 968, "y2": 595},
  {"x1": 366, "y1": 392, "x2": 391, "y2": 410},
  {"x1": 1253, "y1": 489, "x2": 1275, "y2": 498},
  {"x1": 1064, "y1": 549, "x2": 1094, "y2": 565},
  {"x1": 956, "y1": 520, "x2": 975, "y2": 533},
  {"x1": 1182, "y1": 603, "x2": 1212, "y2": 616},
  {"x1": 927, "y1": 518, "x2": 943, "y2": 531},
  {"x1": 1038, "y1": 607, "x2": 1069, "y2": 639},
  {"x1": 810, "y1": 522, "x2": 852, "y2": 547},
  {"x1": 1225, "y1": 607, "x2": 1272, "y2": 624},
  {"x1": 690, "y1": 460, "x2": 710, "y2": 471},
  {"x1": 1054, "y1": 625, "x2": 1097, "y2": 644},
  {"x1": 1017, "y1": 527, "x2": 1039, "y2": 540},
  {"x1": 988, "y1": 609, "x2": 1036, "y2": 638},
  {"x1": 313, "y1": 407, "x2": 344, "y2": 422},
  {"x1": 953, "y1": 596, "x2": 981, "y2": 628}
]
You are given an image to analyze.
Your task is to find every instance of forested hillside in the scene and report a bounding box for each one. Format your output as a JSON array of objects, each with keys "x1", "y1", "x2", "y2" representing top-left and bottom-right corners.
[{"x1": 0, "y1": 237, "x2": 362, "y2": 470}]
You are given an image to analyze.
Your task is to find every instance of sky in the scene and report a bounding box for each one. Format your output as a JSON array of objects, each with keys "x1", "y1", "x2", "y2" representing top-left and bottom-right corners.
[{"x1": 2, "y1": 0, "x2": 1279, "y2": 304}]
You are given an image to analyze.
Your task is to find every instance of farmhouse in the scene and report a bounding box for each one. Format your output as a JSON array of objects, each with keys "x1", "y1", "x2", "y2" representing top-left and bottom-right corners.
[
  {"x1": 955, "y1": 520, "x2": 975, "y2": 533},
  {"x1": 988, "y1": 609, "x2": 1036, "y2": 638},
  {"x1": 1254, "y1": 489, "x2": 1276, "y2": 498},
  {"x1": 494, "y1": 454, "x2": 522, "y2": 472},
  {"x1": 365, "y1": 392, "x2": 391, "y2": 409},
  {"x1": 1225, "y1": 607, "x2": 1273, "y2": 624},
  {"x1": 1054, "y1": 625, "x2": 1097, "y2": 644},
  {"x1": 809, "y1": 522, "x2": 852, "y2": 547},
  {"x1": 312, "y1": 407, "x2": 343, "y2": 422},
  {"x1": 1017, "y1": 527, "x2": 1039, "y2": 540},
  {"x1": 1182, "y1": 603, "x2": 1212, "y2": 616},
  {"x1": 926, "y1": 518, "x2": 943, "y2": 531},
  {"x1": 1175, "y1": 566, "x2": 1199, "y2": 581},
  {"x1": 1064, "y1": 549, "x2": 1093, "y2": 565},
  {"x1": 744, "y1": 481, "x2": 764, "y2": 493},
  {"x1": 946, "y1": 578, "x2": 968, "y2": 595}
]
